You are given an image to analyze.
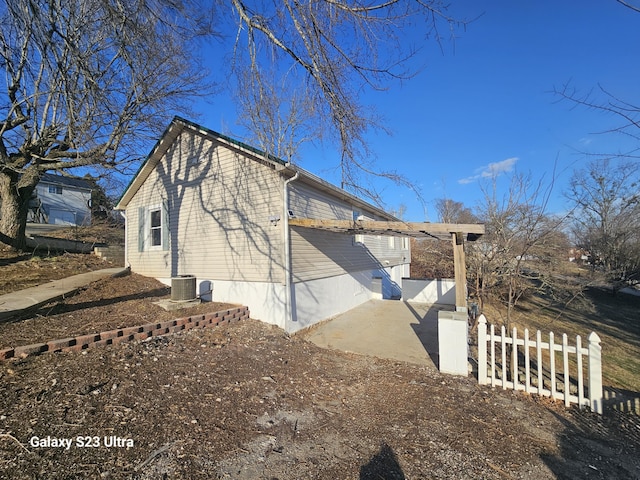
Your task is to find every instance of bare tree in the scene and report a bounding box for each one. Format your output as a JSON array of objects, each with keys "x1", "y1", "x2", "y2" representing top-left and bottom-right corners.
[
  {"x1": 410, "y1": 198, "x2": 477, "y2": 280},
  {"x1": 470, "y1": 172, "x2": 572, "y2": 327},
  {"x1": 410, "y1": 236, "x2": 454, "y2": 279},
  {"x1": 567, "y1": 159, "x2": 640, "y2": 294},
  {"x1": 0, "y1": 0, "x2": 210, "y2": 249},
  {"x1": 234, "y1": 61, "x2": 317, "y2": 164},
  {"x1": 435, "y1": 198, "x2": 477, "y2": 224},
  {"x1": 617, "y1": 0, "x2": 640, "y2": 15},
  {"x1": 228, "y1": 0, "x2": 469, "y2": 206},
  {"x1": 1, "y1": 0, "x2": 471, "y2": 250}
]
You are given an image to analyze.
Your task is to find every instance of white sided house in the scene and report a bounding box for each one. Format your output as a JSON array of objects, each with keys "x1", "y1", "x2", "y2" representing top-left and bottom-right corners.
[
  {"x1": 29, "y1": 173, "x2": 92, "y2": 226},
  {"x1": 116, "y1": 117, "x2": 411, "y2": 333}
]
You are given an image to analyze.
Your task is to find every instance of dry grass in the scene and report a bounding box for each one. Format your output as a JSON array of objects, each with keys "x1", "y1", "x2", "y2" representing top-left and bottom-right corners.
[
  {"x1": 482, "y1": 285, "x2": 640, "y2": 394},
  {"x1": 0, "y1": 223, "x2": 125, "y2": 295},
  {"x1": 41, "y1": 221, "x2": 124, "y2": 245},
  {"x1": 0, "y1": 251, "x2": 118, "y2": 295}
]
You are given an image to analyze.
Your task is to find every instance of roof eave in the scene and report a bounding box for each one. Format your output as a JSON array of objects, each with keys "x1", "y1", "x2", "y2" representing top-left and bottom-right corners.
[
  {"x1": 115, "y1": 120, "x2": 185, "y2": 210},
  {"x1": 115, "y1": 116, "x2": 288, "y2": 210},
  {"x1": 115, "y1": 116, "x2": 399, "y2": 224},
  {"x1": 280, "y1": 164, "x2": 400, "y2": 222}
]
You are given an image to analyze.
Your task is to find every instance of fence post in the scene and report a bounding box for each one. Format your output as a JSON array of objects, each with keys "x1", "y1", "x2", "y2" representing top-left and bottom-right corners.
[
  {"x1": 549, "y1": 332, "x2": 556, "y2": 399},
  {"x1": 512, "y1": 327, "x2": 519, "y2": 391},
  {"x1": 477, "y1": 315, "x2": 487, "y2": 385},
  {"x1": 576, "y1": 335, "x2": 584, "y2": 409},
  {"x1": 588, "y1": 332, "x2": 603, "y2": 414},
  {"x1": 524, "y1": 328, "x2": 531, "y2": 393},
  {"x1": 563, "y1": 333, "x2": 570, "y2": 407}
]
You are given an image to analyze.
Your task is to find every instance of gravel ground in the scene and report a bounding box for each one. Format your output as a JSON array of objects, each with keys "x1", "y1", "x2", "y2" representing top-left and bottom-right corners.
[{"x1": 0, "y1": 271, "x2": 639, "y2": 479}]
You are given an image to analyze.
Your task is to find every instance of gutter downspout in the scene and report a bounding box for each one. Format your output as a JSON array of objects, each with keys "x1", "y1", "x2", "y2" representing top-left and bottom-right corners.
[
  {"x1": 120, "y1": 210, "x2": 130, "y2": 268},
  {"x1": 283, "y1": 169, "x2": 299, "y2": 331}
]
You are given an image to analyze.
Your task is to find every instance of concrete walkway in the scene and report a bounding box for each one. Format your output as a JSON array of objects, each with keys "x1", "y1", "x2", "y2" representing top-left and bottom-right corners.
[
  {"x1": 300, "y1": 300, "x2": 453, "y2": 370},
  {"x1": 0, "y1": 267, "x2": 129, "y2": 321}
]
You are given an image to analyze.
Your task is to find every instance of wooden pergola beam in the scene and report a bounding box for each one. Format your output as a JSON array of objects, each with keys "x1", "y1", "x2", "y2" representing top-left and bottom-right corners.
[
  {"x1": 288, "y1": 218, "x2": 485, "y2": 241},
  {"x1": 288, "y1": 217, "x2": 485, "y2": 311}
]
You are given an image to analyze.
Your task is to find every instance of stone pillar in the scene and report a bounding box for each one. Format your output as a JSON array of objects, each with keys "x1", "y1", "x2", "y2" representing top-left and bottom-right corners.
[{"x1": 438, "y1": 310, "x2": 469, "y2": 376}]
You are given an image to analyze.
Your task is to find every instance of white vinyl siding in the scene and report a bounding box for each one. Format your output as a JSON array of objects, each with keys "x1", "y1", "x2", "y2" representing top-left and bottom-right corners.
[
  {"x1": 289, "y1": 182, "x2": 352, "y2": 220},
  {"x1": 126, "y1": 130, "x2": 283, "y2": 282},
  {"x1": 291, "y1": 228, "x2": 383, "y2": 282},
  {"x1": 124, "y1": 122, "x2": 409, "y2": 293},
  {"x1": 289, "y1": 183, "x2": 410, "y2": 283}
]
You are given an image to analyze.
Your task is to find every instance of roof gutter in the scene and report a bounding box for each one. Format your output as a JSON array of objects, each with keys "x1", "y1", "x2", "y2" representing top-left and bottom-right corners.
[{"x1": 283, "y1": 168, "x2": 299, "y2": 331}]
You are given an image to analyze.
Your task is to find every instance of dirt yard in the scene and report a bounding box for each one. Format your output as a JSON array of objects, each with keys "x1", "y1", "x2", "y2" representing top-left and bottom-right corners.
[
  {"x1": 1, "y1": 252, "x2": 639, "y2": 479},
  {"x1": 0, "y1": 250, "x2": 120, "y2": 296}
]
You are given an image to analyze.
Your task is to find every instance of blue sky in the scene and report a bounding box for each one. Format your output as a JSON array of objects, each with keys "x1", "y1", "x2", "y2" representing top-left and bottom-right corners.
[{"x1": 194, "y1": 1, "x2": 640, "y2": 222}]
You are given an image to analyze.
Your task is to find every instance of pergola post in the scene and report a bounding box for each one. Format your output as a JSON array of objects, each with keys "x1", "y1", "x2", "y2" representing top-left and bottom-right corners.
[{"x1": 452, "y1": 232, "x2": 467, "y2": 312}]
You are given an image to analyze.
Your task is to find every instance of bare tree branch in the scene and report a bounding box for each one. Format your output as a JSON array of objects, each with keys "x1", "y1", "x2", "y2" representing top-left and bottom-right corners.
[
  {"x1": 0, "y1": 0, "x2": 213, "y2": 248},
  {"x1": 617, "y1": 0, "x2": 640, "y2": 14},
  {"x1": 228, "y1": 0, "x2": 470, "y2": 209}
]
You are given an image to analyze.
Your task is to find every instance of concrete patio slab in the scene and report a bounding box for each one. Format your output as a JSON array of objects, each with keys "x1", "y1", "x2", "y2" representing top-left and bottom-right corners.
[{"x1": 300, "y1": 300, "x2": 453, "y2": 370}]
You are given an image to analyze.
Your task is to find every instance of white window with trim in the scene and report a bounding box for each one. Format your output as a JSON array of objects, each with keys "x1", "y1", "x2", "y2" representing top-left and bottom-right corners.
[
  {"x1": 149, "y1": 206, "x2": 163, "y2": 248},
  {"x1": 138, "y1": 201, "x2": 169, "y2": 252}
]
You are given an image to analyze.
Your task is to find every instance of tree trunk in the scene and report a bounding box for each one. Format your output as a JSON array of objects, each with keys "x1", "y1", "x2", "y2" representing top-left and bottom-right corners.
[
  {"x1": 507, "y1": 276, "x2": 514, "y2": 330},
  {"x1": 0, "y1": 171, "x2": 35, "y2": 251}
]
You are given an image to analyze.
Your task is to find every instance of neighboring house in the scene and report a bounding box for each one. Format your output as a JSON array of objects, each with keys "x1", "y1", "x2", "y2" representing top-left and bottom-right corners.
[
  {"x1": 568, "y1": 248, "x2": 590, "y2": 264},
  {"x1": 116, "y1": 116, "x2": 411, "y2": 333},
  {"x1": 29, "y1": 173, "x2": 93, "y2": 226}
]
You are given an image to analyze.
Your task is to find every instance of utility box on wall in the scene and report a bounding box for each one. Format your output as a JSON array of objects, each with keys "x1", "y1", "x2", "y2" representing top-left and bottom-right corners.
[{"x1": 437, "y1": 311, "x2": 469, "y2": 376}]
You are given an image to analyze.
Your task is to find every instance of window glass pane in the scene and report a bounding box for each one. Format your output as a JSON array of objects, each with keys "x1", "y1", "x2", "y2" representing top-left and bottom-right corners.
[
  {"x1": 150, "y1": 210, "x2": 161, "y2": 228},
  {"x1": 151, "y1": 228, "x2": 162, "y2": 246}
]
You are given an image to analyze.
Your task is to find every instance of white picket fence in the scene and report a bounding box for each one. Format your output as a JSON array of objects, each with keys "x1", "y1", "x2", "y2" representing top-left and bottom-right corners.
[{"x1": 477, "y1": 314, "x2": 604, "y2": 414}]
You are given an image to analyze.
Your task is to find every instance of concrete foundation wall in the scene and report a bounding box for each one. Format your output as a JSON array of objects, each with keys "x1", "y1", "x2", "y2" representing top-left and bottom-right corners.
[
  {"x1": 289, "y1": 270, "x2": 374, "y2": 333},
  {"x1": 159, "y1": 277, "x2": 287, "y2": 330},
  {"x1": 401, "y1": 278, "x2": 456, "y2": 304},
  {"x1": 160, "y1": 265, "x2": 406, "y2": 333}
]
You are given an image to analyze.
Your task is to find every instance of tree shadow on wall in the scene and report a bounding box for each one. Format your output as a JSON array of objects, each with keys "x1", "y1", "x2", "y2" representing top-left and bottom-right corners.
[{"x1": 360, "y1": 443, "x2": 405, "y2": 480}]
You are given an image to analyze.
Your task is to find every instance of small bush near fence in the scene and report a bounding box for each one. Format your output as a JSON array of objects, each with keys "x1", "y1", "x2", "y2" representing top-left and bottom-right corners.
[{"x1": 476, "y1": 314, "x2": 603, "y2": 414}]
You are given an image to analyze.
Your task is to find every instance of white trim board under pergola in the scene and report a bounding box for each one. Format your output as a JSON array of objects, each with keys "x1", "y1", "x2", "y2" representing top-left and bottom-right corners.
[{"x1": 288, "y1": 218, "x2": 485, "y2": 310}]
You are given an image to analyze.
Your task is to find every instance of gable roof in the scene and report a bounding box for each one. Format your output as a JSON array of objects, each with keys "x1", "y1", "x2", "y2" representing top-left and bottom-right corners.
[
  {"x1": 115, "y1": 116, "x2": 398, "y2": 221},
  {"x1": 40, "y1": 172, "x2": 93, "y2": 191}
]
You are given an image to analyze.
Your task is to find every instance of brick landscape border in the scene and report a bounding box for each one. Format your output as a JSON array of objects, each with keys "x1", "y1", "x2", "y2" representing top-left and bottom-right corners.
[{"x1": 0, "y1": 306, "x2": 249, "y2": 361}]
